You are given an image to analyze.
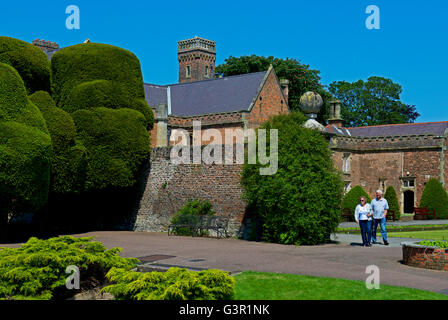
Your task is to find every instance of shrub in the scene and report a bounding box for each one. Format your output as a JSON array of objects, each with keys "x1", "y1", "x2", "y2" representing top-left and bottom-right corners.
[
  {"x1": 50, "y1": 43, "x2": 153, "y2": 127},
  {"x1": 170, "y1": 199, "x2": 215, "y2": 236},
  {"x1": 419, "y1": 178, "x2": 448, "y2": 219},
  {"x1": 102, "y1": 267, "x2": 235, "y2": 300},
  {"x1": 241, "y1": 112, "x2": 343, "y2": 245},
  {"x1": 72, "y1": 107, "x2": 150, "y2": 190},
  {"x1": 384, "y1": 186, "x2": 401, "y2": 220},
  {"x1": 341, "y1": 186, "x2": 372, "y2": 214},
  {"x1": 29, "y1": 91, "x2": 87, "y2": 194},
  {"x1": 0, "y1": 236, "x2": 138, "y2": 300},
  {"x1": 0, "y1": 36, "x2": 50, "y2": 94},
  {"x1": 0, "y1": 63, "x2": 51, "y2": 218}
]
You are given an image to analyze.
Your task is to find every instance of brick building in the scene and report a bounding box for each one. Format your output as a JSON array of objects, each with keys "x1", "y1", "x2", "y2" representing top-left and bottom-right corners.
[{"x1": 325, "y1": 100, "x2": 448, "y2": 214}]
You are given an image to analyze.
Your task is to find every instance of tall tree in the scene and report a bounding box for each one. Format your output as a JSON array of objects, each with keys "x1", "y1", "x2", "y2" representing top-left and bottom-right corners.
[
  {"x1": 215, "y1": 55, "x2": 331, "y2": 121},
  {"x1": 328, "y1": 76, "x2": 419, "y2": 127}
]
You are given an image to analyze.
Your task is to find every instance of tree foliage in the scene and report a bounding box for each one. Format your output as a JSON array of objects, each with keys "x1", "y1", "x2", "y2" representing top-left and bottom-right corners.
[
  {"x1": 384, "y1": 186, "x2": 401, "y2": 220},
  {"x1": 341, "y1": 186, "x2": 372, "y2": 213},
  {"x1": 215, "y1": 55, "x2": 331, "y2": 121},
  {"x1": 328, "y1": 76, "x2": 420, "y2": 127},
  {"x1": 0, "y1": 36, "x2": 51, "y2": 94},
  {"x1": 241, "y1": 112, "x2": 343, "y2": 245},
  {"x1": 419, "y1": 178, "x2": 448, "y2": 219}
]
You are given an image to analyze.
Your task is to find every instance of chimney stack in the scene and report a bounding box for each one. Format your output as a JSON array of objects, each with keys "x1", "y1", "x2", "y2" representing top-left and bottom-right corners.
[
  {"x1": 32, "y1": 39, "x2": 59, "y2": 52},
  {"x1": 328, "y1": 100, "x2": 343, "y2": 128},
  {"x1": 280, "y1": 79, "x2": 289, "y2": 105}
]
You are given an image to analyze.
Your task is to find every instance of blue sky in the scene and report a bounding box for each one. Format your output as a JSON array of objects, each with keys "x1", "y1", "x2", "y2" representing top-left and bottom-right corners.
[{"x1": 1, "y1": 0, "x2": 447, "y2": 122}]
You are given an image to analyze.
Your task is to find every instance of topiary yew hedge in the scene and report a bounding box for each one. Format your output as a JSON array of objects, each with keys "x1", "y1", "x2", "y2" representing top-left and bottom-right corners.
[
  {"x1": 420, "y1": 178, "x2": 448, "y2": 219},
  {"x1": 341, "y1": 186, "x2": 371, "y2": 213},
  {"x1": 241, "y1": 112, "x2": 343, "y2": 245},
  {"x1": 0, "y1": 36, "x2": 50, "y2": 94},
  {"x1": 384, "y1": 186, "x2": 401, "y2": 220},
  {"x1": 0, "y1": 63, "x2": 52, "y2": 220}
]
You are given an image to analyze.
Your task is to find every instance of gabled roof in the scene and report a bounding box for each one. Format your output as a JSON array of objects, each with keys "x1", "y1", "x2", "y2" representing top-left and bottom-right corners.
[
  {"x1": 144, "y1": 70, "x2": 269, "y2": 117},
  {"x1": 326, "y1": 121, "x2": 448, "y2": 137}
]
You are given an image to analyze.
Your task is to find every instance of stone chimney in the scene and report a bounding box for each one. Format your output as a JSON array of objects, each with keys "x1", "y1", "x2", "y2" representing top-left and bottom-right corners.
[
  {"x1": 155, "y1": 104, "x2": 168, "y2": 147},
  {"x1": 328, "y1": 100, "x2": 343, "y2": 128},
  {"x1": 280, "y1": 79, "x2": 289, "y2": 105},
  {"x1": 32, "y1": 39, "x2": 59, "y2": 52}
]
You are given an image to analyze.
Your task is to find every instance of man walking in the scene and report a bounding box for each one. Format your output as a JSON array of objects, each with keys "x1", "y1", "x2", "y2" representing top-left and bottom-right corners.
[{"x1": 371, "y1": 190, "x2": 389, "y2": 245}]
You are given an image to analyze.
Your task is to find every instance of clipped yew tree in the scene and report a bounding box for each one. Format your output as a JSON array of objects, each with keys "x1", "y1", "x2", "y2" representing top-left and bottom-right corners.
[
  {"x1": 419, "y1": 178, "x2": 448, "y2": 219},
  {"x1": 384, "y1": 186, "x2": 401, "y2": 220},
  {"x1": 50, "y1": 43, "x2": 153, "y2": 191},
  {"x1": 0, "y1": 36, "x2": 51, "y2": 94},
  {"x1": 341, "y1": 186, "x2": 372, "y2": 213},
  {"x1": 241, "y1": 112, "x2": 343, "y2": 245},
  {"x1": 0, "y1": 63, "x2": 52, "y2": 225}
]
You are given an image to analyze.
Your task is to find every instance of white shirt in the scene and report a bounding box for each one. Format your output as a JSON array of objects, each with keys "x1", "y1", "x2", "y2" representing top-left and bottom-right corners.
[{"x1": 355, "y1": 203, "x2": 372, "y2": 221}]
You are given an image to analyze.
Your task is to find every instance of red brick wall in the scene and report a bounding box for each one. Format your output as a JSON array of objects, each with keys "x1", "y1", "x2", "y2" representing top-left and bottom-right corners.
[
  {"x1": 248, "y1": 70, "x2": 289, "y2": 128},
  {"x1": 402, "y1": 243, "x2": 448, "y2": 271},
  {"x1": 178, "y1": 51, "x2": 215, "y2": 83}
]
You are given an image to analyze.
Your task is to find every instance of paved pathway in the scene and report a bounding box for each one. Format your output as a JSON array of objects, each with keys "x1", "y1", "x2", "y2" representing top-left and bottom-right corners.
[{"x1": 3, "y1": 231, "x2": 445, "y2": 295}]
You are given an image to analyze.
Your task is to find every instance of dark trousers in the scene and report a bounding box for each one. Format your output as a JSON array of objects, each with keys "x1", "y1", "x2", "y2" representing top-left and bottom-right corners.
[{"x1": 359, "y1": 220, "x2": 372, "y2": 245}]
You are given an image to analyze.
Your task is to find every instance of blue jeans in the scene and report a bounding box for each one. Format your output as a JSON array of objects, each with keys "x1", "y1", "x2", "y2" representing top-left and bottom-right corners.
[
  {"x1": 372, "y1": 218, "x2": 387, "y2": 243},
  {"x1": 359, "y1": 220, "x2": 371, "y2": 245}
]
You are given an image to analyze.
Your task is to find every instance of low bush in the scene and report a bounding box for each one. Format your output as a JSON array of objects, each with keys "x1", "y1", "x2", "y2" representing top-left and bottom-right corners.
[
  {"x1": 419, "y1": 178, "x2": 448, "y2": 219},
  {"x1": 102, "y1": 267, "x2": 235, "y2": 300},
  {"x1": 170, "y1": 199, "x2": 215, "y2": 236},
  {"x1": 0, "y1": 236, "x2": 138, "y2": 300},
  {"x1": 418, "y1": 240, "x2": 448, "y2": 249}
]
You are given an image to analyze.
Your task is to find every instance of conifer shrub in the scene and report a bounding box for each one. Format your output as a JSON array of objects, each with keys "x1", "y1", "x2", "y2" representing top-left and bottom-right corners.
[
  {"x1": 419, "y1": 178, "x2": 448, "y2": 219},
  {"x1": 102, "y1": 267, "x2": 235, "y2": 300},
  {"x1": 72, "y1": 107, "x2": 150, "y2": 190},
  {"x1": 29, "y1": 91, "x2": 87, "y2": 194},
  {"x1": 0, "y1": 63, "x2": 51, "y2": 217},
  {"x1": 0, "y1": 236, "x2": 138, "y2": 300},
  {"x1": 170, "y1": 199, "x2": 216, "y2": 236},
  {"x1": 341, "y1": 186, "x2": 372, "y2": 214},
  {"x1": 241, "y1": 112, "x2": 343, "y2": 245},
  {"x1": 0, "y1": 36, "x2": 51, "y2": 94},
  {"x1": 384, "y1": 186, "x2": 401, "y2": 220}
]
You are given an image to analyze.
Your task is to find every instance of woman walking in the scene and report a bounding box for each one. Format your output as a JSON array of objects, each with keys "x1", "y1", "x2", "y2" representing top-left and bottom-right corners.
[{"x1": 354, "y1": 196, "x2": 373, "y2": 247}]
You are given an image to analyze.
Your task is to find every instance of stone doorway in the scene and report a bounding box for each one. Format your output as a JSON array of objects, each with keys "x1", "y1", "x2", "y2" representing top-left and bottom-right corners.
[{"x1": 403, "y1": 190, "x2": 415, "y2": 213}]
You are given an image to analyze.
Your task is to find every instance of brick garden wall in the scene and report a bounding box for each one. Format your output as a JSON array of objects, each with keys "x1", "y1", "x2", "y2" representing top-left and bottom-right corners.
[
  {"x1": 402, "y1": 243, "x2": 448, "y2": 271},
  {"x1": 133, "y1": 146, "x2": 248, "y2": 237}
]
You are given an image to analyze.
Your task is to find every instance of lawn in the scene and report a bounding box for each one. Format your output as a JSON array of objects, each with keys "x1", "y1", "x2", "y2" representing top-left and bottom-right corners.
[
  {"x1": 388, "y1": 230, "x2": 448, "y2": 240},
  {"x1": 233, "y1": 271, "x2": 448, "y2": 300}
]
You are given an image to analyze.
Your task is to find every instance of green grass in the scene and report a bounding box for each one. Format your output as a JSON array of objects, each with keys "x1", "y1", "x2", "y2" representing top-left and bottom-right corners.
[
  {"x1": 388, "y1": 230, "x2": 448, "y2": 240},
  {"x1": 337, "y1": 224, "x2": 448, "y2": 234},
  {"x1": 233, "y1": 271, "x2": 448, "y2": 300}
]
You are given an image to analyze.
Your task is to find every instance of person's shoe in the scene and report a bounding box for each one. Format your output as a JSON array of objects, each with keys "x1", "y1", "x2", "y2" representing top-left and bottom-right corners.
[{"x1": 384, "y1": 241, "x2": 389, "y2": 246}]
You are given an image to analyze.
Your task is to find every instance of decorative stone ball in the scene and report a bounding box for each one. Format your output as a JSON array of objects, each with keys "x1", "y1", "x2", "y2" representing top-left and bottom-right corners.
[{"x1": 299, "y1": 91, "x2": 323, "y2": 115}]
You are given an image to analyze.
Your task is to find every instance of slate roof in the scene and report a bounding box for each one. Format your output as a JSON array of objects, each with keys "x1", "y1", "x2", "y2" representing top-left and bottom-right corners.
[
  {"x1": 144, "y1": 71, "x2": 268, "y2": 117},
  {"x1": 326, "y1": 122, "x2": 448, "y2": 137}
]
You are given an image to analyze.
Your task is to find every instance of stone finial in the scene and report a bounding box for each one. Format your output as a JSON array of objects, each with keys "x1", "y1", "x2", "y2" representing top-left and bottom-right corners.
[{"x1": 299, "y1": 91, "x2": 323, "y2": 119}]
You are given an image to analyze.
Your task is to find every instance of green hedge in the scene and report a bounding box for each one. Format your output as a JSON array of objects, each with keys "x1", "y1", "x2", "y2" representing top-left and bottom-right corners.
[
  {"x1": 50, "y1": 43, "x2": 153, "y2": 127},
  {"x1": 0, "y1": 236, "x2": 138, "y2": 300},
  {"x1": 72, "y1": 107, "x2": 150, "y2": 190},
  {"x1": 420, "y1": 178, "x2": 448, "y2": 219},
  {"x1": 29, "y1": 91, "x2": 87, "y2": 194},
  {"x1": 102, "y1": 267, "x2": 235, "y2": 300},
  {"x1": 341, "y1": 186, "x2": 371, "y2": 213},
  {"x1": 0, "y1": 63, "x2": 51, "y2": 215},
  {"x1": 0, "y1": 36, "x2": 50, "y2": 94},
  {"x1": 241, "y1": 112, "x2": 343, "y2": 245},
  {"x1": 384, "y1": 186, "x2": 401, "y2": 220}
]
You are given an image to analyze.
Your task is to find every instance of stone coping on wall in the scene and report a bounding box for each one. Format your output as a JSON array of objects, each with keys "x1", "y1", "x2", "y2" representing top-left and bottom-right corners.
[{"x1": 401, "y1": 241, "x2": 448, "y2": 271}]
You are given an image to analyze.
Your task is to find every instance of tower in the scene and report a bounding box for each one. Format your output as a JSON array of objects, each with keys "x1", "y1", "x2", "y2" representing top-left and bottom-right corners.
[{"x1": 178, "y1": 37, "x2": 216, "y2": 83}]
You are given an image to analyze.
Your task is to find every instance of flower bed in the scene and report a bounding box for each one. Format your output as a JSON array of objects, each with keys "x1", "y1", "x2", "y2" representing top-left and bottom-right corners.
[{"x1": 401, "y1": 241, "x2": 448, "y2": 271}]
